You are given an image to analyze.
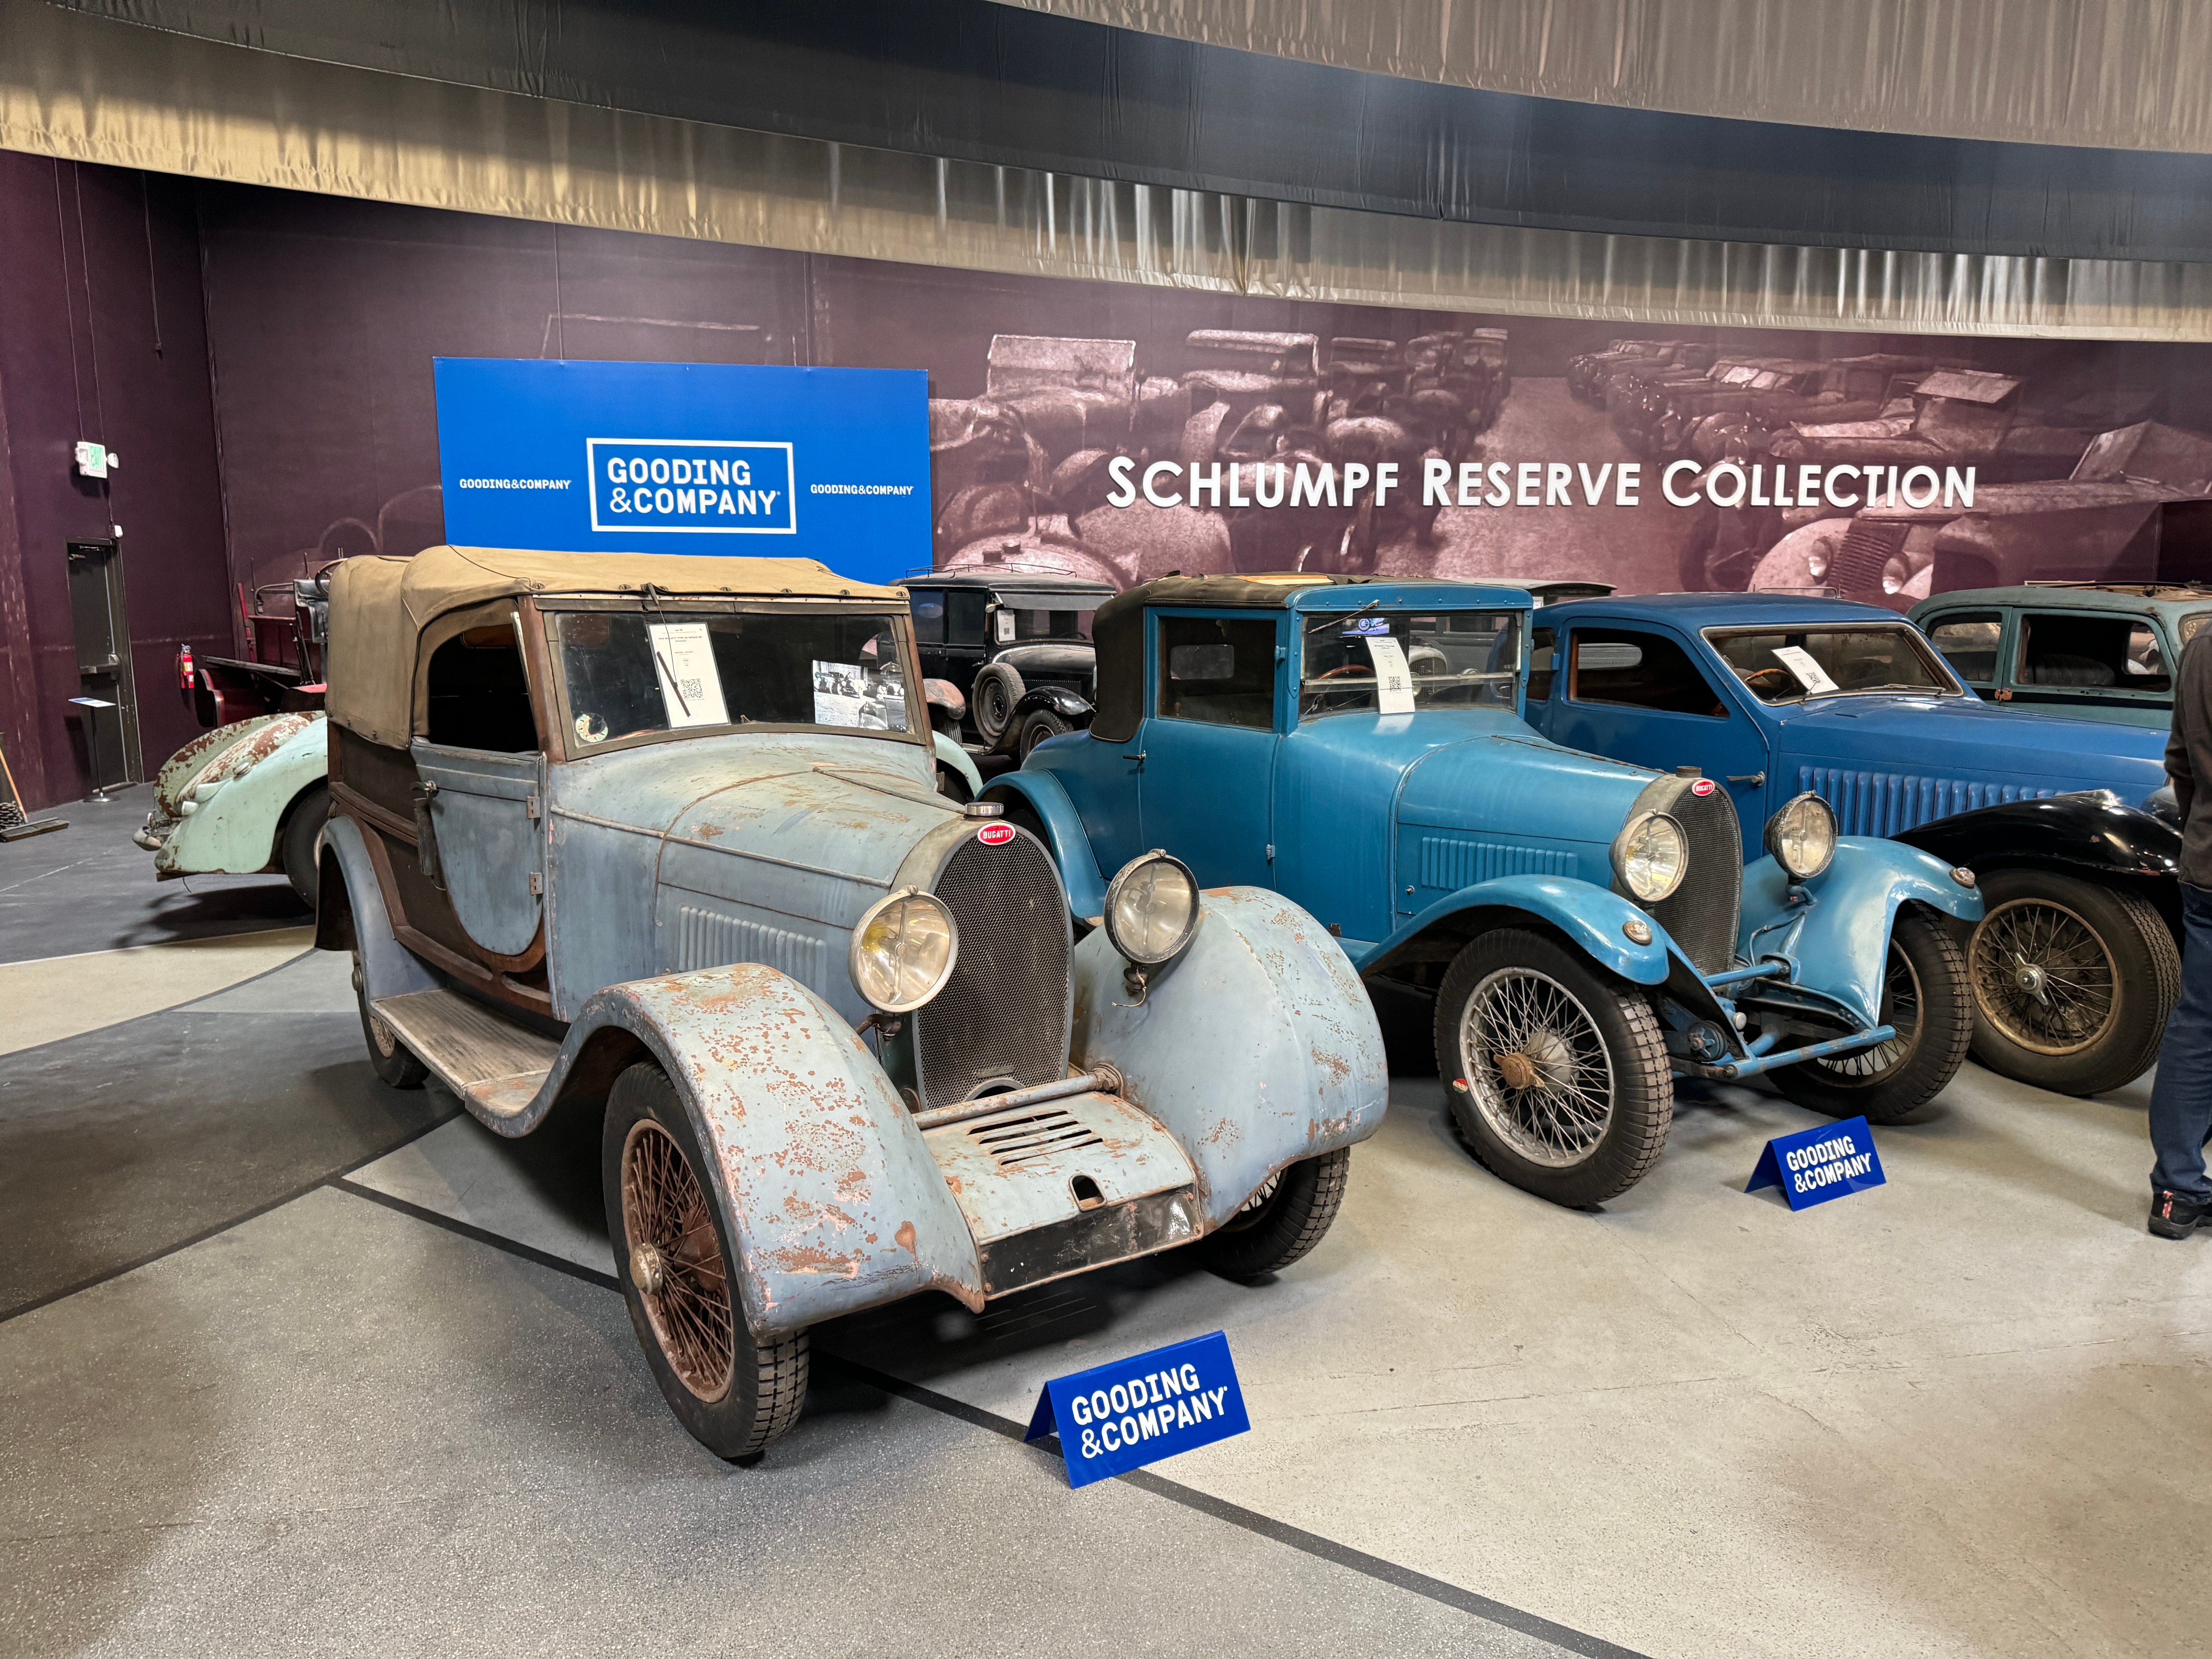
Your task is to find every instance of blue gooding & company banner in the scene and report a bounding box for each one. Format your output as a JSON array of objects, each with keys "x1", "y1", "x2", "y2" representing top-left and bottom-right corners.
[
  {"x1": 1026, "y1": 1331, "x2": 1250, "y2": 1488},
  {"x1": 1747, "y1": 1115, "x2": 1887, "y2": 1210},
  {"x1": 433, "y1": 358, "x2": 929, "y2": 585}
]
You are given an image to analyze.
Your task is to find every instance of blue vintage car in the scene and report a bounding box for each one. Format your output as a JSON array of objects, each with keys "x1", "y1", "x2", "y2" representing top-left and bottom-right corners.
[
  {"x1": 316, "y1": 547, "x2": 1385, "y2": 1462},
  {"x1": 1527, "y1": 591, "x2": 2180, "y2": 1095},
  {"x1": 985, "y1": 575, "x2": 1983, "y2": 1210}
]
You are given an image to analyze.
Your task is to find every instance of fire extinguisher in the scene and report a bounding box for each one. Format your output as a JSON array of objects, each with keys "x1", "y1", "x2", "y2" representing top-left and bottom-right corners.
[{"x1": 178, "y1": 642, "x2": 196, "y2": 690}]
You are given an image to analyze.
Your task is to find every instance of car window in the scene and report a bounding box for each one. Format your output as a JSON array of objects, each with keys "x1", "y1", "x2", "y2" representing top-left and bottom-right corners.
[
  {"x1": 1707, "y1": 625, "x2": 1953, "y2": 701},
  {"x1": 997, "y1": 599, "x2": 1098, "y2": 641},
  {"x1": 907, "y1": 589, "x2": 946, "y2": 645},
  {"x1": 1157, "y1": 615, "x2": 1277, "y2": 730},
  {"x1": 1298, "y1": 610, "x2": 1521, "y2": 720},
  {"x1": 426, "y1": 619, "x2": 538, "y2": 752},
  {"x1": 1528, "y1": 626, "x2": 1556, "y2": 701},
  {"x1": 946, "y1": 590, "x2": 988, "y2": 646},
  {"x1": 1569, "y1": 628, "x2": 1728, "y2": 718},
  {"x1": 2018, "y1": 613, "x2": 2171, "y2": 693},
  {"x1": 549, "y1": 608, "x2": 915, "y2": 747},
  {"x1": 1924, "y1": 612, "x2": 2001, "y2": 686}
]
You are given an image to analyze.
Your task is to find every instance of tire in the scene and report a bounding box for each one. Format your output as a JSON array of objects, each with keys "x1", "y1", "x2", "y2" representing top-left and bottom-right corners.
[
  {"x1": 352, "y1": 953, "x2": 428, "y2": 1089},
  {"x1": 603, "y1": 1062, "x2": 808, "y2": 1461},
  {"x1": 1770, "y1": 906, "x2": 1972, "y2": 1123},
  {"x1": 1434, "y1": 929, "x2": 1674, "y2": 1206},
  {"x1": 1017, "y1": 708, "x2": 1071, "y2": 761},
  {"x1": 280, "y1": 783, "x2": 330, "y2": 908},
  {"x1": 1195, "y1": 1149, "x2": 1350, "y2": 1279},
  {"x1": 972, "y1": 663, "x2": 1026, "y2": 747},
  {"x1": 1963, "y1": 870, "x2": 2179, "y2": 1095},
  {"x1": 935, "y1": 764, "x2": 973, "y2": 804}
]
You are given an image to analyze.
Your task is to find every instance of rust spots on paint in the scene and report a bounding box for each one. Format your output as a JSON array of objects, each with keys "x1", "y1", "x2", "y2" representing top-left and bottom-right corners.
[{"x1": 895, "y1": 1220, "x2": 918, "y2": 1254}]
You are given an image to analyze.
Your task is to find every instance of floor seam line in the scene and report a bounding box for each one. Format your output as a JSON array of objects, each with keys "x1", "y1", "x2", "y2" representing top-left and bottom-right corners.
[
  {"x1": 0, "y1": 1106, "x2": 462, "y2": 1326},
  {"x1": 325, "y1": 1178, "x2": 1647, "y2": 1659}
]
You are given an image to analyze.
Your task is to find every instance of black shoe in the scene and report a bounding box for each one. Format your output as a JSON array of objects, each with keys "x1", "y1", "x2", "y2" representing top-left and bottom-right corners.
[{"x1": 2149, "y1": 1189, "x2": 2211, "y2": 1240}]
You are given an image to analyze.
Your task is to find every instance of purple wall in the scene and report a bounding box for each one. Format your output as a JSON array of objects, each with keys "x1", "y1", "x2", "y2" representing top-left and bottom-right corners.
[{"x1": 0, "y1": 155, "x2": 231, "y2": 812}]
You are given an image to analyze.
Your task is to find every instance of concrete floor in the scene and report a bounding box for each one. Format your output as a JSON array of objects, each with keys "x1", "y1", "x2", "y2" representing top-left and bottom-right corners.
[{"x1": 5, "y1": 821, "x2": 2209, "y2": 1657}]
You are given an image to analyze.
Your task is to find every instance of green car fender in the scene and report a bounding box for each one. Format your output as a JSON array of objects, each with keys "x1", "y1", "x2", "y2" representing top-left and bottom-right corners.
[{"x1": 155, "y1": 713, "x2": 328, "y2": 878}]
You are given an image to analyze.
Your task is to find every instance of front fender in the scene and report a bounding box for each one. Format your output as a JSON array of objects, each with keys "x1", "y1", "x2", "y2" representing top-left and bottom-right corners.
[
  {"x1": 1071, "y1": 888, "x2": 1387, "y2": 1227},
  {"x1": 1739, "y1": 839, "x2": 1983, "y2": 1029},
  {"x1": 154, "y1": 715, "x2": 327, "y2": 878},
  {"x1": 1891, "y1": 794, "x2": 2180, "y2": 881},
  {"x1": 930, "y1": 730, "x2": 984, "y2": 798},
  {"x1": 1365, "y1": 874, "x2": 1678, "y2": 987},
  {"x1": 981, "y1": 769, "x2": 1109, "y2": 917},
  {"x1": 551, "y1": 965, "x2": 985, "y2": 1337}
]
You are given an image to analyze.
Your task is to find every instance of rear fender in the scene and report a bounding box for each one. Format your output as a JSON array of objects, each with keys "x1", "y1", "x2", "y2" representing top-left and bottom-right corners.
[
  {"x1": 153, "y1": 715, "x2": 326, "y2": 878},
  {"x1": 980, "y1": 769, "x2": 1109, "y2": 917},
  {"x1": 315, "y1": 814, "x2": 438, "y2": 1000},
  {"x1": 1739, "y1": 839, "x2": 1983, "y2": 1029},
  {"x1": 547, "y1": 965, "x2": 985, "y2": 1337},
  {"x1": 1071, "y1": 888, "x2": 1386, "y2": 1227}
]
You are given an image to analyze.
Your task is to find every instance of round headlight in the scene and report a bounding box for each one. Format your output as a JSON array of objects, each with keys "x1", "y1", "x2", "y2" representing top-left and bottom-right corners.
[
  {"x1": 1764, "y1": 792, "x2": 1837, "y2": 881},
  {"x1": 1104, "y1": 850, "x2": 1200, "y2": 966},
  {"x1": 1611, "y1": 811, "x2": 1687, "y2": 904},
  {"x1": 848, "y1": 888, "x2": 958, "y2": 1013}
]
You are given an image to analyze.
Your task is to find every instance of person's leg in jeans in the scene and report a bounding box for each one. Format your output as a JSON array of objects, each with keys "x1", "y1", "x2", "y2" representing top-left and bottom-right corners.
[{"x1": 2148, "y1": 883, "x2": 2212, "y2": 1230}]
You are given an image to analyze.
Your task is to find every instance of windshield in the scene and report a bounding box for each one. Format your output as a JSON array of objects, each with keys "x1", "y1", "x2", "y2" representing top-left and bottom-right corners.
[
  {"x1": 1299, "y1": 610, "x2": 1522, "y2": 719},
  {"x1": 548, "y1": 608, "x2": 915, "y2": 748},
  {"x1": 1706, "y1": 625, "x2": 1958, "y2": 702}
]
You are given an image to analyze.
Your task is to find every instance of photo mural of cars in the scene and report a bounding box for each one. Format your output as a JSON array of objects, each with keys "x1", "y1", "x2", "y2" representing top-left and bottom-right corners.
[
  {"x1": 316, "y1": 546, "x2": 1385, "y2": 1460},
  {"x1": 1911, "y1": 583, "x2": 2212, "y2": 729},
  {"x1": 983, "y1": 574, "x2": 1983, "y2": 1210},
  {"x1": 1525, "y1": 592, "x2": 2181, "y2": 1095}
]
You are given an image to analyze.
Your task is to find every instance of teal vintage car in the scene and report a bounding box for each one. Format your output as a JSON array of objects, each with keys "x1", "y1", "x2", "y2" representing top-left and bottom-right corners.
[
  {"x1": 986, "y1": 574, "x2": 1984, "y2": 1209},
  {"x1": 1910, "y1": 584, "x2": 2212, "y2": 729}
]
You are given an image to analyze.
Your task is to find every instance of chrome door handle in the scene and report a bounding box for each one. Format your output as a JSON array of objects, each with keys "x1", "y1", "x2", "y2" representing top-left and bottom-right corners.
[
  {"x1": 1123, "y1": 750, "x2": 1146, "y2": 768},
  {"x1": 1726, "y1": 772, "x2": 1766, "y2": 787}
]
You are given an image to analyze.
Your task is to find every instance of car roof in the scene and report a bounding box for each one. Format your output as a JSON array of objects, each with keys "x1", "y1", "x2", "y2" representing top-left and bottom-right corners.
[
  {"x1": 1112, "y1": 574, "x2": 1534, "y2": 615},
  {"x1": 1910, "y1": 584, "x2": 2212, "y2": 618},
  {"x1": 1536, "y1": 591, "x2": 1903, "y2": 629},
  {"x1": 896, "y1": 571, "x2": 1116, "y2": 596}
]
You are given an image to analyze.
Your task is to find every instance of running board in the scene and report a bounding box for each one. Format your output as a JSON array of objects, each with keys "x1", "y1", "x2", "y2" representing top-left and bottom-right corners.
[{"x1": 371, "y1": 988, "x2": 560, "y2": 1118}]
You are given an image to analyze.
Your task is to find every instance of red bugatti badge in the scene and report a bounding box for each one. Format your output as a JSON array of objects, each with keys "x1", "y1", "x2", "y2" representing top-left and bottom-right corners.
[
  {"x1": 977, "y1": 823, "x2": 1017, "y2": 846},
  {"x1": 1691, "y1": 779, "x2": 1716, "y2": 797}
]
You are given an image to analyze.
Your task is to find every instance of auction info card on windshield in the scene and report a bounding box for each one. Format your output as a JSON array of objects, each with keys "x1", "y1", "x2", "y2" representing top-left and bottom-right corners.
[
  {"x1": 648, "y1": 622, "x2": 728, "y2": 728},
  {"x1": 1026, "y1": 1331, "x2": 1249, "y2": 1488}
]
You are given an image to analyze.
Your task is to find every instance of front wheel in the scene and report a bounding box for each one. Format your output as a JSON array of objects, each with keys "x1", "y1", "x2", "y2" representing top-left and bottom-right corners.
[
  {"x1": 1195, "y1": 1149, "x2": 1350, "y2": 1279},
  {"x1": 1770, "y1": 906, "x2": 1971, "y2": 1123},
  {"x1": 603, "y1": 1063, "x2": 808, "y2": 1461},
  {"x1": 1965, "y1": 870, "x2": 2179, "y2": 1095},
  {"x1": 1434, "y1": 929, "x2": 1674, "y2": 1207},
  {"x1": 280, "y1": 783, "x2": 330, "y2": 908},
  {"x1": 353, "y1": 954, "x2": 428, "y2": 1089},
  {"x1": 1016, "y1": 708, "x2": 1071, "y2": 761}
]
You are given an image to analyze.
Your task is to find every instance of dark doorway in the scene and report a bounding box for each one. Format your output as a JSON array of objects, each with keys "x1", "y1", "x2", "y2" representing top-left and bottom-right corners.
[{"x1": 65, "y1": 538, "x2": 143, "y2": 791}]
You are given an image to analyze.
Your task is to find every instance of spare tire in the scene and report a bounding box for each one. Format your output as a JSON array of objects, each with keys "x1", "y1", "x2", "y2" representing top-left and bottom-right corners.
[{"x1": 972, "y1": 662, "x2": 1026, "y2": 746}]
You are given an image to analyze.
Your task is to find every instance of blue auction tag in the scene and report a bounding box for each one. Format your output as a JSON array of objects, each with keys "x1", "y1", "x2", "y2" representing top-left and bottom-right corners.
[
  {"x1": 1025, "y1": 1331, "x2": 1249, "y2": 1488},
  {"x1": 1747, "y1": 1115, "x2": 1886, "y2": 1210}
]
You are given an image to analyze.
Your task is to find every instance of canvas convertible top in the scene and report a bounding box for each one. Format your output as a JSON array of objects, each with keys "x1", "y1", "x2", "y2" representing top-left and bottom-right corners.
[{"x1": 326, "y1": 544, "x2": 903, "y2": 746}]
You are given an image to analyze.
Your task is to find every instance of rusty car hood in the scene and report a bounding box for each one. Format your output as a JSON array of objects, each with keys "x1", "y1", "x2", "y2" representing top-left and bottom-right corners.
[{"x1": 550, "y1": 730, "x2": 954, "y2": 886}]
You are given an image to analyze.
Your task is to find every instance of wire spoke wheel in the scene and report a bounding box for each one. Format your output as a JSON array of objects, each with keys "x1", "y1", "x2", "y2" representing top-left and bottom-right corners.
[
  {"x1": 1970, "y1": 896, "x2": 2120, "y2": 1057},
  {"x1": 1815, "y1": 938, "x2": 1925, "y2": 1079},
  {"x1": 621, "y1": 1119, "x2": 735, "y2": 1404},
  {"x1": 1458, "y1": 967, "x2": 1617, "y2": 1168}
]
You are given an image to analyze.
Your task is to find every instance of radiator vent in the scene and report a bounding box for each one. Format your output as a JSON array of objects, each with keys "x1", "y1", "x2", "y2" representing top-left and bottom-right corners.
[
  {"x1": 1797, "y1": 766, "x2": 2055, "y2": 838},
  {"x1": 675, "y1": 903, "x2": 827, "y2": 984},
  {"x1": 1417, "y1": 836, "x2": 1577, "y2": 891},
  {"x1": 968, "y1": 1107, "x2": 1103, "y2": 1170}
]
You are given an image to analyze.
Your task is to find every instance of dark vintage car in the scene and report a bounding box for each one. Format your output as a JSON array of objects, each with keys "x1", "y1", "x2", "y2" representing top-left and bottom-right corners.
[
  {"x1": 1526, "y1": 592, "x2": 2181, "y2": 1095},
  {"x1": 316, "y1": 546, "x2": 1385, "y2": 1461},
  {"x1": 898, "y1": 569, "x2": 1114, "y2": 759},
  {"x1": 987, "y1": 574, "x2": 1985, "y2": 1210}
]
